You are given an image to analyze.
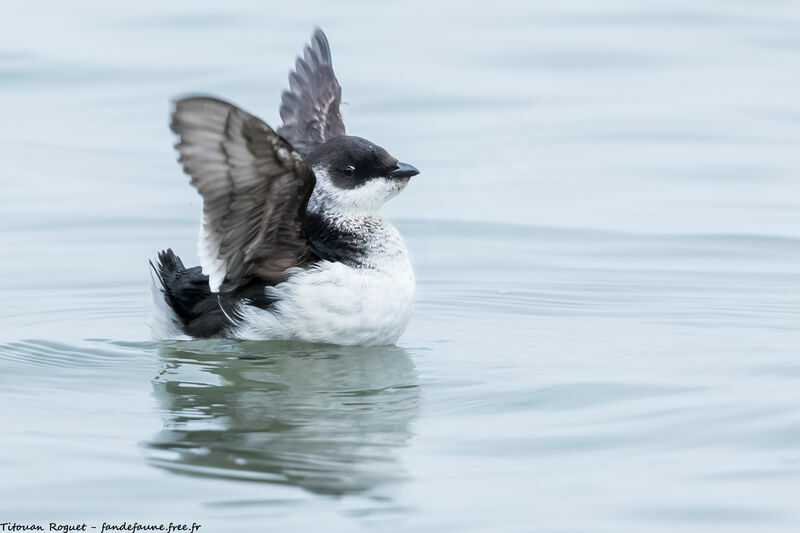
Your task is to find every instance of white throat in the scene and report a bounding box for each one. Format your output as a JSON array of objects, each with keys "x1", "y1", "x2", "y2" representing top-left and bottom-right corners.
[{"x1": 308, "y1": 166, "x2": 406, "y2": 217}]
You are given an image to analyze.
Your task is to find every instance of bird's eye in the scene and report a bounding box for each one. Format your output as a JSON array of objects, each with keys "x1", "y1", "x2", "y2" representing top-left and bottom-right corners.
[{"x1": 343, "y1": 165, "x2": 356, "y2": 177}]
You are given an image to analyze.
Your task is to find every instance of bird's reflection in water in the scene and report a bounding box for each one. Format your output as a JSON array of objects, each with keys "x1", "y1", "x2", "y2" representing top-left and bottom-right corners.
[{"x1": 146, "y1": 340, "x2": 420, "y2": 496}]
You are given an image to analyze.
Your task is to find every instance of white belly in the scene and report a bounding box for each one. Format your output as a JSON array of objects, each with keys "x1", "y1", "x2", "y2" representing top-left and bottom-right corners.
[{"x1": 231, "y1": 256, "x2": 415, "y2": 346}]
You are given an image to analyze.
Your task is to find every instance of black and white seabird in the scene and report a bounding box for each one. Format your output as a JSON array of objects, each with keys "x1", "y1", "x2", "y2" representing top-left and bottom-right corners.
[{"x1": 150, "y1": 29, "x2": 420, "y2": 346}]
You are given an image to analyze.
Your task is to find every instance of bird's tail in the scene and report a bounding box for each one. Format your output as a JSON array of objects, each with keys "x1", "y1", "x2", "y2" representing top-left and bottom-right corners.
[{"x1": 148, "y1": 249, "x2": 210, "y2": 338}]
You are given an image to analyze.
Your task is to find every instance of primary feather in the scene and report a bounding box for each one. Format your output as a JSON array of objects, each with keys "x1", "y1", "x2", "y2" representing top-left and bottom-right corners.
[{"x1": 278, "y1": 28, "x2": 346, "y2": 154}]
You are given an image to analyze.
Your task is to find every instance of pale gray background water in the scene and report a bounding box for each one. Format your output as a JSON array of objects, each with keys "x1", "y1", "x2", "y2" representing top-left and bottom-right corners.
[{"x1": 1, "y1": 1, "x2": 799, "y2": 531}]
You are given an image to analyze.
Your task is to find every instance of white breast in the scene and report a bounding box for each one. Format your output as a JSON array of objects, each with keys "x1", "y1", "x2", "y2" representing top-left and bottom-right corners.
[{"x1": 231, "y1": 220, "x2": 415, "y2": 346}]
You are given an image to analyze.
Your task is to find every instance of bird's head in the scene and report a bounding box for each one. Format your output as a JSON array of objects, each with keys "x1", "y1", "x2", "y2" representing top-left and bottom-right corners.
[{"x1": 305, "y1": 136, "x2": 419, "y2": 215}]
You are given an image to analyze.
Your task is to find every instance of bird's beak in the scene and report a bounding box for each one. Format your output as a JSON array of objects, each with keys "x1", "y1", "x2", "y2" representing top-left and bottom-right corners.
[{"x1": 390, "y1": 162, "x2": 420, "y2": 179}]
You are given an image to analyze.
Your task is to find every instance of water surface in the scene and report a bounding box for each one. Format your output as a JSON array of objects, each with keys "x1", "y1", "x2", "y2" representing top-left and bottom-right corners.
[{"x1": 2, "y1": 1, "x2": 799, "y2": 531}]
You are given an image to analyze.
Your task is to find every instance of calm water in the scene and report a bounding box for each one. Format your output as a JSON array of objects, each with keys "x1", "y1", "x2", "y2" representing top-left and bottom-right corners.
[{"x1": 2, "y1": 1, "x2": 800, "y2": 531}]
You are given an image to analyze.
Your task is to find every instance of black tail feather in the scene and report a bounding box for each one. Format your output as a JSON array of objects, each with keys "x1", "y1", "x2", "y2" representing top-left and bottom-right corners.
[
  {"x1": 151, "y1": 249, "x2": 277, "y2": 338},
  {"x1": 151, "y1": 249, "x2": 221, "y2": 335}
]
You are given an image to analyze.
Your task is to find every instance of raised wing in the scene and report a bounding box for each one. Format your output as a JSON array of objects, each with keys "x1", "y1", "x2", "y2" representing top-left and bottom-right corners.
[
  {"x1": 277, "y1": 28, "x2": 346, "y2": 154},
  {"x1": 171, "y1": 97, "x2": 315, "y2": 293}
]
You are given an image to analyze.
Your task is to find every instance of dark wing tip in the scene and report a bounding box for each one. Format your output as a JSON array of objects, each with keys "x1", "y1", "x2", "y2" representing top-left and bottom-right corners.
[
  {"x1": 277, "y1": 28, "x2": 344, "y2": 150},
  {"x1": 310, "y1": 28, "x2": 332, "y2": 65}
]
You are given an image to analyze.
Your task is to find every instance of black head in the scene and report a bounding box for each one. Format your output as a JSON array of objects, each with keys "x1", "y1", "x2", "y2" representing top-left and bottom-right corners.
[{"x1": 306, "y1": 136, "x2": 419, "y2": 190}]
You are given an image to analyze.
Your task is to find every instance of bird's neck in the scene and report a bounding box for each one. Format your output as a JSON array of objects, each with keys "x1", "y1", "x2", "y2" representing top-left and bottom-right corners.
[
  {"x1": 303, "y1": 208, "x2": 405, "y2": 269},
  {"x1": 311, "y1": 205, "x2": 384, "y2": 226}
]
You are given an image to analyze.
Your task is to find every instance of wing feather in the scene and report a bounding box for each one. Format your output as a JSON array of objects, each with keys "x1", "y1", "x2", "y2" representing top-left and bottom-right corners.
[
  {"x1": 171, "y1": 96, "x2": 315, "y2": 293},
  {"x1": 277, "y1": 28, "x2": 346, "y2": 153}
]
